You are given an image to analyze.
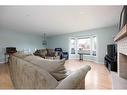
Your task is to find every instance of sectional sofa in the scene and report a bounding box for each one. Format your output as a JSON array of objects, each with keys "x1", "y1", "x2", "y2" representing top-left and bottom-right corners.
[{"x1": 8, "y1": 52, "x2": 91, "y2": 89}]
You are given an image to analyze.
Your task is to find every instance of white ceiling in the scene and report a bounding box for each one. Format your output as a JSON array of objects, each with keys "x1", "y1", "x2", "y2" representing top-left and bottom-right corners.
[{"x1": 0, "y1": 6, "x2": 123, "y2": 36}]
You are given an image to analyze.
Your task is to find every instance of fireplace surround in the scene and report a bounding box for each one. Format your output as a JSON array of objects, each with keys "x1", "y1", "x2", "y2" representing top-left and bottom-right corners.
[{"x1": 114, "y1": 24, "x2": 127, "y2": 79}]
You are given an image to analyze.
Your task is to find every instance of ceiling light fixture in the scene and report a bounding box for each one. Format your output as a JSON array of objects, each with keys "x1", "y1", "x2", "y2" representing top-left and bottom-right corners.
[{"x1": 42, "y1": 33, "x2": 47, "y2": 45}]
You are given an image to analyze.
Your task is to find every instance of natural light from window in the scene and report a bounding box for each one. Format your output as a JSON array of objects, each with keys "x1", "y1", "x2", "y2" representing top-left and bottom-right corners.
[
  {"x1": 70, "y1": 38, "x2": 76, "y2": 54},
  {"x1": 69, "y1": 36, "x2": 97, "y2": 56},
  {"x1": 77, "y1": 37, "x2": 91, "y2": 55}
]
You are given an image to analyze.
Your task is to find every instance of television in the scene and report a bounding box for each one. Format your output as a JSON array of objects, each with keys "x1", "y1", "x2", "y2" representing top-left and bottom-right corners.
[
  {"x1": 119, "y1": 6, "x2": 127, "y2": 30},
  {"x1": 107, "y1": 44, "x2": 117, "y2": 59}
]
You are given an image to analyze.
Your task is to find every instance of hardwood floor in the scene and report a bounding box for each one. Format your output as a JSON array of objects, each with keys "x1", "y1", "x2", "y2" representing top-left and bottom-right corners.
[
  {"x1": 0, "y1": 60, "x2": 112, "y2": 89},
  {"x1": 65, "y1": 59, "x2": 112, "y2": 89},
  {"x1": 0, "y1": 63, "x2": 13, "y2": 89}
]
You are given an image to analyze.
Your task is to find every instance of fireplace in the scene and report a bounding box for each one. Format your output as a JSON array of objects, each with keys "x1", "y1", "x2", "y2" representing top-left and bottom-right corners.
[
  {"x1": 114, "y1": 24, "x2": 127, "y2": 80},
  {"x1": 118, "y1": 53, "x2": 127, "y2": 79},
  {"x1": 117, "y1": 36, "x2": 127, "y2": 79}
]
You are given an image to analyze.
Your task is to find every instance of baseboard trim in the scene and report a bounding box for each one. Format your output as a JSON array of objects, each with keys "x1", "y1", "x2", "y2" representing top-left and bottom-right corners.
[
  {"x1": 0, "y1": 62, "x2": 5, "y2": 64},
  {"x1": 95, "y1": 61, "x2": 104, "y2": 64}
]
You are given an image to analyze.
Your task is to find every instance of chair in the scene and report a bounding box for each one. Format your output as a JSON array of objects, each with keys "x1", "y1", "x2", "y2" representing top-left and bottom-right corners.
[{"x1": 55, "y1": 48, "x2": 69, "y2": 60}]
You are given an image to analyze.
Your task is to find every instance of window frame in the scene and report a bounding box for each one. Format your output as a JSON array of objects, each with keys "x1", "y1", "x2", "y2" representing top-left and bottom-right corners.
[
  {"x1": 92, "y1": 36, "x2": 97, "y2": 56},
  {"x1": 69, "y1": 35, "x2": 97, "y2": 57},
  {"x1": 69, "y1": 37, "x2": 76, "y2": 54}
]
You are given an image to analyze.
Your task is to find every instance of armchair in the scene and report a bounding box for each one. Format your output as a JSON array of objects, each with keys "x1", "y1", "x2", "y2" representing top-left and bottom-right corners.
[{"x1": 55, "y1": 48, "x2": 69, "y2": 60}]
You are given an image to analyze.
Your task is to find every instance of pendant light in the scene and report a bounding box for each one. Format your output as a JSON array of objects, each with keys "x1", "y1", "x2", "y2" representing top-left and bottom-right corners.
[{"x1": 42, "y1": 33, "x2": 47, "y2": 45}]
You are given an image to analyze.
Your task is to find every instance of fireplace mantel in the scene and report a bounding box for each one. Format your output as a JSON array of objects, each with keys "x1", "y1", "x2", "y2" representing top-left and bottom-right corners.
[
  {"x1": 114, "y1": 24, "x2": 127, "y2": 42},
  {"x1": 114, "y1": 24, "x2": 127, "y2": 79}
]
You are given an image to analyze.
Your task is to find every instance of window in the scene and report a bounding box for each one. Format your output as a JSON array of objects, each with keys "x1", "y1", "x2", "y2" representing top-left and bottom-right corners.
[
  {"x1": 77, "y1": 38, "x2": 91, "y2": 55},
  {"x1": 70, "y1": 38, "x2": 76, "y2": 54},
  {"x1": 69, "y1": 36, "x2": 97, "y2": 56},
  {"x1": 92, "y1": 36, "x2": 97, "y2": 56}
]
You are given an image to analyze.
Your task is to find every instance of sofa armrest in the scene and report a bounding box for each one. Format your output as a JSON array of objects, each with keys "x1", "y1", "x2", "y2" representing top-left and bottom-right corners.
[
  {"x1": 56, "y1": 65, "x2": 91, "y2": 89},
  {"x1": 62, "y1": 52, "x2": 69, "y2": 60}
]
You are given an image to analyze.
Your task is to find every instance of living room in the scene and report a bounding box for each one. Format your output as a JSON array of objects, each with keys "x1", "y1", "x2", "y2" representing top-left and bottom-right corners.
[{"x1": 0, "y1": 1, "x2": 127, "y2": 94}]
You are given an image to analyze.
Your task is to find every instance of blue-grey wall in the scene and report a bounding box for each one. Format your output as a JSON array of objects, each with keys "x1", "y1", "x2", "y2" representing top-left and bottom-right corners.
[
  {"x1": 0, "y1": 30, "x2": 44, "y2": 62},
  {"x1": 47, "y1": 25, "x2": 119, "y2": 63},
  {"x1": 0, "y1": 25, "x2": 119, "y2": 63}
]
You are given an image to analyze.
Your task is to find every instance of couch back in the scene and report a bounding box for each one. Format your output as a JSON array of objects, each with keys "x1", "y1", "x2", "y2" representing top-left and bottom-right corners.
[{"x1": 9, "y1": 55, "x2": 58, "y2": 89}]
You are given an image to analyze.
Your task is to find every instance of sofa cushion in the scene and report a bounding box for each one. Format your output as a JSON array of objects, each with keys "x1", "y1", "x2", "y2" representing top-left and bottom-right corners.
[
  {"x1": 46, "y1": 49, "x2": 55, "y2": 57},
  {"x1": 39, "y1": 49, "x2": 47, "y2": 58},
  {"x1": 24, "y1": 55, "x2": 67, "y2": 81},
  {"x1": 33, "y1": 49, "x2": 46, "y2": 58}
]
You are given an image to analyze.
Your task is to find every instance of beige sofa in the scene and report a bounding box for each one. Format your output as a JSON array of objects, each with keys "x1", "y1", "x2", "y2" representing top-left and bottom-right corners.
[
  {"x1": 9, "y1": 53, "x2": 91, "y2": 89},
  {"x1": 33, "y1": 48, "x2": 60, "y2": 59}
]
